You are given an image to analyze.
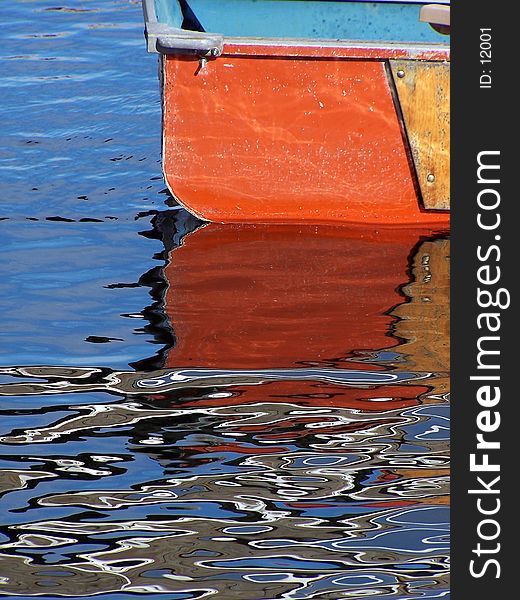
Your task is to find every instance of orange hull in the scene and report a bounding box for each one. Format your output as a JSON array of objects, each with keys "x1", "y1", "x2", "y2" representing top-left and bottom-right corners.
[{"x1": 162, "y1": 44, "x2": 450, "y2": 225}]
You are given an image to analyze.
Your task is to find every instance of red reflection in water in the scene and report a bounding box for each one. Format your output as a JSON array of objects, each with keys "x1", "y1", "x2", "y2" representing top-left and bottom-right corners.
[{"x1": 161, "y1": 224, "x2": 444, "y2": 410}]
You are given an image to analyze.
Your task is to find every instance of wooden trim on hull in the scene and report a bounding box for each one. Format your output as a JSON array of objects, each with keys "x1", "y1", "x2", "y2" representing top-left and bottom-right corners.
[
  {"x1": 162, "y1": 44, "x2": 450, "y2": 225},
  {"x1": 390, "y1": 59, "x2": 450, "y2": 210}
]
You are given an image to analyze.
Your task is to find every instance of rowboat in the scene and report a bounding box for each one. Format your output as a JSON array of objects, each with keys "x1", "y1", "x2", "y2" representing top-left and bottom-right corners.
[{"x1": 142, "y1": 1, "x2": 450, "y2": 225}]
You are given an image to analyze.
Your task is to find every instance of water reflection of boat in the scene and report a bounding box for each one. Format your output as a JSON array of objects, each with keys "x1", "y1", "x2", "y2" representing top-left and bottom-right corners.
[
  {"x1": 394, "y1": 237, "x2": 449, "y2": 370},
  {"x1": 0, "y1": 221, "x2": 449, "y2": 411},
  {"x1": 393, "y1": 236, "x2": 450, "y2": 398},
  {"x1": 142, "y1": 0, "x2": 450, "y2": 224},
  {"x1": 161, "y1": 223, "x2": 449, "y2": 409},
  {"x1": 0, "y1": 218, "x2": 450, "y2": 597}
]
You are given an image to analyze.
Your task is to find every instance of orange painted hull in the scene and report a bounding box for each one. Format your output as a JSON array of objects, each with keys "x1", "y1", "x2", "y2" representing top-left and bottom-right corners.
[{"x1": 162, "y1": 44, "x2": 450, "y2": 225}]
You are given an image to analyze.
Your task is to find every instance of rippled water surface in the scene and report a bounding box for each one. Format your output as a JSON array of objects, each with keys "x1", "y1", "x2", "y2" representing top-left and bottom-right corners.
[{"x1": 0, "y1": 2, "x2": 450, "y2": 598}]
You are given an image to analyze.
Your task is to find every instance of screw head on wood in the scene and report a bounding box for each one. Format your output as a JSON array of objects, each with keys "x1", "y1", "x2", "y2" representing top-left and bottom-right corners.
[
  {"x1": 397, "y1": 70, "x2": 405, "y2": 78},
  {"x1": 427, "y1": 173, "x2": 436, "y2": 183}
]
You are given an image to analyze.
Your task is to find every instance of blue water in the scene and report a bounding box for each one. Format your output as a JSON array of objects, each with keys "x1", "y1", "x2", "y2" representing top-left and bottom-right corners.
[
  {"x1": 0, "y1": 2, "x2": 450, "y2": 598},
  {"x1": 0, "y1": 0, "x2": 168, "y2": 369}
]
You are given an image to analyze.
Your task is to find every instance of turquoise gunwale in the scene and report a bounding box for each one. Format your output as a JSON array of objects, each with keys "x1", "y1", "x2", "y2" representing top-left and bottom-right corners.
[{"x1": 154, "y1": 0, "x2": 450, "y2": 44}]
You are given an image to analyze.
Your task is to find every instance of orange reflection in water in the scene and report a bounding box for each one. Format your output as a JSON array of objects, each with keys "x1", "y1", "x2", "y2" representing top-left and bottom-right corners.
[{"x1": 162, "y1": 223, "x2": 448, "y2": 410}]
